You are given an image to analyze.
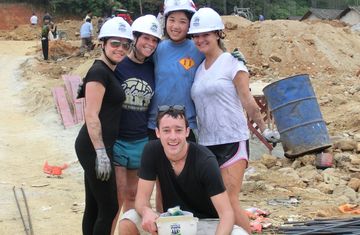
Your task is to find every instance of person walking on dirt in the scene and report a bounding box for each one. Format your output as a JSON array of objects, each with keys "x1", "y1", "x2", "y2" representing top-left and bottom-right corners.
[
  {"x1": 112, "y1": 14, "x2": 161, "y2": 225},
  {"x1": 118, "y1": 106, "x2": 248, "y2": 235},
  {"x1": 74, "y1": 17, "x2": 133, "y2": 235},
  {"x1": 30, "y1": 12, "x2": 38, "y2": 26},
  {"x1": 80, "y1": 18, "x2": 94, "y2": 55},
  {"x1": 189, "y1": 7, "x2": 280, "y2": 234}
]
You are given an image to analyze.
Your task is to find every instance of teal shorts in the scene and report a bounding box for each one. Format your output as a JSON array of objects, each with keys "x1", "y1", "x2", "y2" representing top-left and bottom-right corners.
[{"x1": 113, "y1": 137, "x2": 148, "y2": 169}]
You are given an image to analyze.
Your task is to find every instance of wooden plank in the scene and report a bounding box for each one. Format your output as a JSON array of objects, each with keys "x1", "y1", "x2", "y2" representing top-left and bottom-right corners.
[
  {"x1": 62, "y1": 75, "x2": 81, "y2": 102},
  {"x1": 62, "y1": 74, "x2": 84, "y2": 124},
  {"x1": 52, "y1": 86, "x2": 75, "y2": 128}
]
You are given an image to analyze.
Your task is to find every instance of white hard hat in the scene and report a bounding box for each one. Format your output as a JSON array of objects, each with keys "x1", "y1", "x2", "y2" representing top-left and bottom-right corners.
[
  {"x1": 132, "y1": 15, "x2": 162, "y2": 40},
  {"x1": 164, "y1": 0, "x2": 196, "y2": 16},
  {"x1": 98, "y1": 17, "x2": 133, "y2": 40},
  {"x1": 188, "y1": 7, "x2": 224, "y2": 34}
]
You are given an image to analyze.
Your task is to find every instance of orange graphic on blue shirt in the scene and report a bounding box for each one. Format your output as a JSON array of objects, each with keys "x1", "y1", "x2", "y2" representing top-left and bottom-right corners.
[{"x1": 179, "y1": 58, "x2": 195, "y2": 70}]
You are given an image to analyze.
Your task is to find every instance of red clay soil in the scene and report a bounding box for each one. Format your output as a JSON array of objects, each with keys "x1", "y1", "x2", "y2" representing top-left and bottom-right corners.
[{"x1": 0, "y1": 3, "x2": 40, "y2": 30}]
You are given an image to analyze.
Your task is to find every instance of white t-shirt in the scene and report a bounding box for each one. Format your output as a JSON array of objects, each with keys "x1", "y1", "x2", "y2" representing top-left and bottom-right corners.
[
  {"x1": 30, "y1": 15, "x2": 38, "y2": 25},
  {"x1": 191, "y1": 52, "x2": 250, "y2": 146}
]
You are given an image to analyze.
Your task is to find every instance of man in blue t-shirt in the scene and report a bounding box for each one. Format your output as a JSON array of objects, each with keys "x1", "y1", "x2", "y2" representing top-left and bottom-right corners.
[{"x1": 80, "y1": 18, "x2": 94, "y2": 54}]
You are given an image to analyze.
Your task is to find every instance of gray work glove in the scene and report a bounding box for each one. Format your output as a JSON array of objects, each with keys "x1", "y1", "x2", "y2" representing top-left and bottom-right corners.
[
  {"x1": 231, "y1": 48, "x2": 247, "y2": 64},
  {"x1": 95, "y1": 148, "x2": 111, "y2": 181},
  {"x1": 262, "y1": 128, "x2": 281, "y2": 145}
]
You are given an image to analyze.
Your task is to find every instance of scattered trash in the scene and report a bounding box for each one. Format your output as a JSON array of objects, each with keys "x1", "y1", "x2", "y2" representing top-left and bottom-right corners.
[
  {"x1": 315, "y1": 152, "x2": 333, "y2": 169},
  {"x1": 43, "y1": 161, "x2": 68, "y2": 176},
  {"x1": 245, "y1": 207, "x2": 272, "y2": 233},
  {"x1": 338, "y1": 204, "x2": 360, "y2": 214},
  {"x1": 267, "y1": 196, "x2": 300, "y2": 206},
  {"x1": 244, "y1": 166, "x2": 256, "y2": 180},
  {"x1": 245, "y1": 207, "x2": 270, "y2": 219}
]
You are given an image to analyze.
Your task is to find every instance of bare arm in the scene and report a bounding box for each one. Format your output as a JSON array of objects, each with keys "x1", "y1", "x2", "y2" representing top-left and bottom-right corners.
[
  {"x1": 233, "y1": 71, "x2": 267, "y2": 132},
  {"x1": 211, "y1": 191, "x2": 235, "y2": 235},
  {"x1": 84, "y1": 81, "x2": 105, "y2": 149},
  {"x1": 135, "y1": 179, "x2": 159, "y2": 234}
]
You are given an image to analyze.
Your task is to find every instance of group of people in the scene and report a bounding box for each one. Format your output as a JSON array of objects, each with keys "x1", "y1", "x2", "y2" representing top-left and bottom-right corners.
[{"x1": 75, "y1": 0, "x2": 280, "y2": 234}]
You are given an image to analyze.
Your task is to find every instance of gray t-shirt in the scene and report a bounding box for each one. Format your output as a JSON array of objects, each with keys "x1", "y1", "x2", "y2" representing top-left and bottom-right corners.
[{"x1": 191, "y1": 52, "x2": 249, "y2": 145}]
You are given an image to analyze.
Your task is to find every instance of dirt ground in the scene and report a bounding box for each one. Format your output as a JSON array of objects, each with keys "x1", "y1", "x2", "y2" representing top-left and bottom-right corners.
[{"x1": 0, "y1": 16, "x2": 360, "y2": 235}]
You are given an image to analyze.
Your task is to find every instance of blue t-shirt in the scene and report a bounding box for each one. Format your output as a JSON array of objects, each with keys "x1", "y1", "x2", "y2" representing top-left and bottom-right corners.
[
  {"x1": 115, "y1": 57, "x2": 155, "y2": 140},
  {"x1": 148, "y1": 39, "x2": 204, "y2": 129},
  {"x1": 80, "y1": 22, "x2": 93, "y2": 38}
]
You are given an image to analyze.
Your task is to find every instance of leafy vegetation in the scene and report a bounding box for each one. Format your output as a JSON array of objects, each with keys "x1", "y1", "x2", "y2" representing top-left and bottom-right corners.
[{"x1": 1, "y1": 0, "x2": 359, "y2": 20}]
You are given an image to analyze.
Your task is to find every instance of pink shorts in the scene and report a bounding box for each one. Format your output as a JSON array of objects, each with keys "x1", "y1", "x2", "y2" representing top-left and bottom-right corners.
[{"x1": 220, "y1": 140, "x2": 248, "y2": 169}]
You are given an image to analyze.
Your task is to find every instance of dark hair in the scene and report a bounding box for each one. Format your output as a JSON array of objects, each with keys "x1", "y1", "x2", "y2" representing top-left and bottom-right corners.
[
  {"x1": 163, "y1": 10, "x2": 194, "y2": 40},
  {"x1": 156, "y1": 109, "x2": 189, "y2": 128}
]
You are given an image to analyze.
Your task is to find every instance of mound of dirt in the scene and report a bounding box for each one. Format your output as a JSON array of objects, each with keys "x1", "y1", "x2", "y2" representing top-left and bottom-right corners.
[{"x1": 223, "y1": 17, "x2": 360, "y2": 77}]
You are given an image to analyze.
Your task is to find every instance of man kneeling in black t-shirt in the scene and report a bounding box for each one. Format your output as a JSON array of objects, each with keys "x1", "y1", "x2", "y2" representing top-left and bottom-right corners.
[{"x1": 118, "y1": 105, "x2": 249, "y2": 235}]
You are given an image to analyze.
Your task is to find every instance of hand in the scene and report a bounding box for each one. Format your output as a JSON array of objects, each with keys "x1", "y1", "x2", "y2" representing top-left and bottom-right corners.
[
  {"x1": 141, "y1": 208, "x2": 159, "y2": 234},
  {"x1": 231, "y1": 48, "x2": 247, "y2": 64},
  {"x1": 262, "y1": 128, "x2": 280, "y2": 144},
  {"x1": 95, "y1": 148, "x2": 111, "y2": 181}
]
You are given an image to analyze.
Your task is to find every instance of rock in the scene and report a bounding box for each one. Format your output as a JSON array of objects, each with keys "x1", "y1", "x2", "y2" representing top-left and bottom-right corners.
[
  {"x1": 224, "y1": 22, "x2": 238, "y2": 30},
  {"x1": 291, "y1": 159, "x2": 302, "y2": 169},
  {"x1": 316, "y1": 182, "x2": 335, "y2": 194},
  {"x1": 299, "y1": 155, "x2": 316, "y2": 166},
  {"x1": 269, "y1": 54, "x2": 282, "y2": 62},
  {"x1": 333, "y1": 140, "x2": 357, "y2": 151},
  {"x1": 347, "y1": 178, "x2": 360, "y2": 191},
  {"x1": 357, "y1": 143, "x2": 360, "y2": 153},
  {"x1": 261, "y1": 154, "x2": 278, "y2": 169},
  {"x1": 333, "y1": 185, "x2": 357, "y2": 202},
  {"x1": 350, "y1": 155, "x2": 360, "y2": 165},
  {"x1": 321, "y1": 168, "x2": 341, "y2": 185},
  {"x1": 262, "y1": 63, "x2": 270, "y2": 68},
  {"x1": 350, "y1": 172, "x2": 360, "y2": 179}
]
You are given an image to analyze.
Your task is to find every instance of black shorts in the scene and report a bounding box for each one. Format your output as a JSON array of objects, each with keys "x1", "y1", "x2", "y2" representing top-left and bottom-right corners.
[{"x1": 207, "y1": 140, "x2": 250, "y2": 166}]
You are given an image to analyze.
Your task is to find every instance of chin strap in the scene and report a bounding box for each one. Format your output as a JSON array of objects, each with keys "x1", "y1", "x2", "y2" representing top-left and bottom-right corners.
[
  {"x1": 132, "y1": 38, "x2": 146, "y2": 63},
  {"x1": 102, "y1": 48, "x2": 117, "y2": 66}
]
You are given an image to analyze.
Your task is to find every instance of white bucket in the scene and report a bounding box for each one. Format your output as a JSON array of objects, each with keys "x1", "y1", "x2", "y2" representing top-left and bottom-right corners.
[{"x1": 156, "y1": 211, "x2": 199, "y2": 235}]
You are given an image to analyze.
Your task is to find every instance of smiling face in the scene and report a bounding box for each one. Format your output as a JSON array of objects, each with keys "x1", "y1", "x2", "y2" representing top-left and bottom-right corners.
[
  {"x1": 192, "y1": 31, "x2": 219, "y2": 55},
  {"x1": 166, "y1": 11, "x2": 190, "y2": 43},
  {"x1": 156, "y1": 114, "x2": 190, "y2": 161},
  {"x1": 103, "y1": 37, "x2": 131, "y2": 63},
  {"x1": 135, "y1": 33, "x2": 159, "y2": 58}
]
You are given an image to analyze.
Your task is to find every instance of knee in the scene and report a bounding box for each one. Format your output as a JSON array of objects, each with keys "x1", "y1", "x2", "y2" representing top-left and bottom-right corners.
[{"x1": 118, "y1": 219, "x2": 139, "y2": 235}]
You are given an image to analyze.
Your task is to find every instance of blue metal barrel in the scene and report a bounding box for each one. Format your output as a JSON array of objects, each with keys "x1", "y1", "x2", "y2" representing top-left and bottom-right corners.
[{"x1": 263, "y1": 74, "x2": 331, "y2": 158}]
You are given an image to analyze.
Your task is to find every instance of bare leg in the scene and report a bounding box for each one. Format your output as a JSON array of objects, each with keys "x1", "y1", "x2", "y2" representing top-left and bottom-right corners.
[
  {"x1": 114, "y1": 165, "x2": 127, "y2": 233},
  {"x1": 123, "y1": 169, "x2": 139, "y2": 212},
  {"x1": 118, "y1": 219, "x2": 140, "y2": 235},
  {"x1": 221, "y1": 160, "x2": 251, "y2": 234}
]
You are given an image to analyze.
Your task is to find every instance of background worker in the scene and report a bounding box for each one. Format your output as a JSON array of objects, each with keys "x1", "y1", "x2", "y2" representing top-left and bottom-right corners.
[
  {"x1": 30, "y1": 12, "x2": 38, "y2": 26},
  {"x1": 189, "y1": 7, "x2": 280, "y2": 234},
  {"x1": 80, "y1": 17, "x2": 94, "y2": 55},
  {"x1": 74, "y1": 17, "x2": 133, "y2": 235},
  {"x1": 40, "y1": 20, "x2": 50, "y2": 60},
  {"x1": 42, "y1": 11, "x2": 51, "y2": 24},
  {"x1": 118, "y1": 106, "x2": 248, "y2": 235},
  {"x1": 112, "y1": 14, "x2": 161, "y2": 224}
]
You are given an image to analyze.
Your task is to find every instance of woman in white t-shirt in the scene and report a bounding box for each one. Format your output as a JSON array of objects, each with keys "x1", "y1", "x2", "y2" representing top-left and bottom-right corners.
[{"x1": 189, "y1": 7, "x2": 280, "y2": 234}]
